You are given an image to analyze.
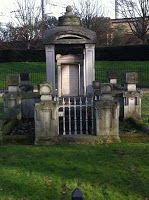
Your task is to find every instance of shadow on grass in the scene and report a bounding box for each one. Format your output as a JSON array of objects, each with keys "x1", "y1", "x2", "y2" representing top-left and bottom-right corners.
[{"x1": 0, "y1": 144, "x2": 149, "y2": 199}]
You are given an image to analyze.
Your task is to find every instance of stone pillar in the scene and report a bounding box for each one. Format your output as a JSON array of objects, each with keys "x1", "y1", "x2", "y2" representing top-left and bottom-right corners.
[
  {"x1": 57, "y1": 64, "x2": 62, "y2": 97},
  {"x1": 123, "y1": 73, "x2": 142, "y2": 119},
  {"x1": 94, "y1": 83, "x2": 120, "y2": 142},
  {"x1": 20, "y1": 72, "x2": 30, "y2": 86},
  {"x1": 45, "y1": 45, "x2": 55, "y2": 96},
  {"x1": 7, "y1": 74, "x2": 20, "y2": 93},
  {"x1": 123, "y1": 72, "x2": 138, "y2": 91},
  {"x1": 84, "y1": 44, "x2": 95, "y2": 96},
  {"x1": 3, "y1": 75, "x2": 22, "y2": 121},
  {"x1": 107, "y1": 71, "x2": 118, "y2": 84},
  {"x1": 34, "y1": 83, "x2": 59, "y2": 145}
]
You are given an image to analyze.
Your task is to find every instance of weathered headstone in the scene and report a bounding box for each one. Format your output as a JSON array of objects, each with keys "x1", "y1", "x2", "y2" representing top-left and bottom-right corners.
[
  {"x1": 94, "y1": 83, "x2": 120, "y2": 142},
  {"x1": 34, "y1": 83, "x2": 59, "y2": 145},
  {"x1": 3, "y1": 75, "x2": 22, "y2": 121},
  {"x1": 123, "y1": 73, "x2": 142, "y2": 119}
]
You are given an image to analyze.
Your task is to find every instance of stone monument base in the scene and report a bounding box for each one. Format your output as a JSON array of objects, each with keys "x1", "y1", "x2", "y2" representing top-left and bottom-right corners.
[{"x1": 34, "y1": 135, "x2": 121, "y2": 145}]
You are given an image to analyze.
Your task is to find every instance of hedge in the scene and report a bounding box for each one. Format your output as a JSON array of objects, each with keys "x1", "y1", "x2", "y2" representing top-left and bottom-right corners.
[
  {"x1": 95, "y1": 45, "x2": 149, "y2": 61},
  {"x1": 0, "y1": 45, "x2": 149, "y2": 62}
]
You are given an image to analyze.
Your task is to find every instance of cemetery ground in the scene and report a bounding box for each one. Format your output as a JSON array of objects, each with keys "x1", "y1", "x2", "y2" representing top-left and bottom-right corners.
[
  {"x1": 0, "y1": 143, "x2": 149, "y2": 200},
  {"x1": 0, "y1": 62, "x2": 149, "y2": 199},
  {"x1": 0, "y1": 98, "x2": 149, "y2": 199}
]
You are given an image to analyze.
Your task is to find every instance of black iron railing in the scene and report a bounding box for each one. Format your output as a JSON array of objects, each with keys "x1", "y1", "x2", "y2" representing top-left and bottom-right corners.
[{"x1": 0, "y1": 66, "x2": 149, "y2": 92}]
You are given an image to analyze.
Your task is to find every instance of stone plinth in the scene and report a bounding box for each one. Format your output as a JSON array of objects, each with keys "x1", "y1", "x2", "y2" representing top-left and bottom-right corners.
[
  {"x1": 3, "y1": 92, "x2": 22, "y2": 121},
  {"x1": 95, "y1": 101, "x2": 120, "y2": 140},
  {"x1": 107, "y1": 71, "x2": 118, "y2": 84},
  {"x1": 123, "y1": 91, "x2": 142, "y2": 119},
  {"x1": 34, "y1": 101, "x2": 59, "y2": 145},
  {"x1": 94, "y1": 83, "x2": 120, "y2": 142},
  {"x1": 123, "y1": 72, "x2": 138, "y2": 91},
  {"x1": 6, "y1": 74, "x2": 20, "y2": 93},
  {"x1": 34, "y1": 83, "x2": 59, "y2": 145}
]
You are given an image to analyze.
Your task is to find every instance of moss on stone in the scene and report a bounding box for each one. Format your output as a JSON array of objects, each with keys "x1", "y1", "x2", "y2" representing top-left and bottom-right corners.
[
  {"x1": 2, "y1": 135, "x2": 34, "y2": 145},
  {"x1": 2, "y1": 120, "x2": 18, "y2": 136},
  {"x1": 126, "y1": 117, "x2": 149, "y2": 133},
  {"x1": 120, "y1": 133, "x2": 149, "y2": 143},
  {"x1": 6, "y1": 74, "x2": 20, "y2": 86},
  {"x1": 35, "y1": 135, "x2": 121, "y2": 145}
]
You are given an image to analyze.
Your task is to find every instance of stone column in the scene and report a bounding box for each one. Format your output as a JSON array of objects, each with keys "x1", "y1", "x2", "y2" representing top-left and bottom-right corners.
[
  {"x1": 84, "y1": 44, "x2": 95, "y2": 96},
  {"x1": 94, "y1": 83, "x2": 120, "y2": 142},
  {"x1": 3, "y1": 75, "x2": 22, "y2": 121},
  {"x1": 57, "y1": 64, "x2": 62, "y2": 97},
  {"x1": 45, "y1": 45, "x2": 55, "y2": 96},
  {"x1": 123, "y1": 73, "x2": 142, "y2": 119},
  {"x1": 34, "y1": 83, "x2": 59, "y2": 145}
]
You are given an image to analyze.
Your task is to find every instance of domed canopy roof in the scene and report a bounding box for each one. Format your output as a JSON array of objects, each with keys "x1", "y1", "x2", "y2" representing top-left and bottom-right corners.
[{"x1": 43, "y1": 6, "x2": 96, "y2": 45}]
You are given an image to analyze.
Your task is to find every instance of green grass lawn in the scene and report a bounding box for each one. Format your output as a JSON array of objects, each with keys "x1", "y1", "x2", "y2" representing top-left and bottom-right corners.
[
  {"x1": 0, "y1": 61, "x2": 149, "y2": 71},
  {"x1": 0, "y1": 143, "x2": 149, "y2": 200}
]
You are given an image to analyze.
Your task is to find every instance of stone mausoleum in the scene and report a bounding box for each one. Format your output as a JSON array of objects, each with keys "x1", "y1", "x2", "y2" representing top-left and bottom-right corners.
[
  {"x1": 2, "y1": 6, "x2": 142, "y2": 145},
  {"x1": 43, "y1": 6, "x2": 96, "y2": 97}
]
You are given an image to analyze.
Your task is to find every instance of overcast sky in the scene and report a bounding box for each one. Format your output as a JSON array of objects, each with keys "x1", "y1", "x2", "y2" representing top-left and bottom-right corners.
[{"x1": 0, "y1": 0, "x2": 115, "y2": 26}]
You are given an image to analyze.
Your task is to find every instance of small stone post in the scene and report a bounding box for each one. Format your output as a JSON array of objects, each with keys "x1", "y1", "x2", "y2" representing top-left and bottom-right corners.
[
  {"x1": 107, "y1": 71, "x2": 118, "y2": 84},
  {"x1": 123, "y1": 73, "x2": 142, "y2": 119},
  {"x1": 3, "y1": 75, "x2": 22, "y2": 121},
  {"x1": 94, "y1": 83, "x2": 120, "y2": 143},
  {"x1": 20, "y1": 72, "x2": 30, "y2": 86},
  {"x1": 34, "y1": 83, "x2": 59, "y2": 145}
]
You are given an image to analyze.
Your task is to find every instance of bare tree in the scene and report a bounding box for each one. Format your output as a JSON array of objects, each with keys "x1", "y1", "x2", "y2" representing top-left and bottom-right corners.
[
  {"x1": 117, "y1": 0, "x2": 149, "y2": 44},
  {"x1": 3, "y1": 0, "x2": 58, "y2": 49},
  {"x1": 9, "y1": 0, "x2": 42, "y2": 49},
  {"x1": 72, "y1": 0, "x2": 112, "y2": 46},
  {"x1": 72, "y1": 0, "x2": 104, "y2": 29}
]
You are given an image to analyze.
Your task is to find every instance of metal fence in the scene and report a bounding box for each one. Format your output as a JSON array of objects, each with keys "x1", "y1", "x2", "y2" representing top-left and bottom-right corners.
[
  {"x1": 58, "y1": 97, "x2": 94, "y2": 135},
  {"x1": 0, "y1": 69, "x2": 46, "y2": 92},
  {"x1": 0, "y1": 66, "x2": 149, "y2": 92},
  {"x1": 95, "y1": 66, "x2": 149, "y2": 89}
]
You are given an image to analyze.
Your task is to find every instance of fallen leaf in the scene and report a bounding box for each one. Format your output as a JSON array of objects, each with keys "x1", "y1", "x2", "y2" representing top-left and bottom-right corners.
[{"x1": 62, "y1": 187, "x2": 66, "y2": 191}]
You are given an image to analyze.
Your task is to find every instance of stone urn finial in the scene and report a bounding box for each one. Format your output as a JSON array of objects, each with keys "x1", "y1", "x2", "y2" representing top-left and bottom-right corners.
[
  {"x1": 58, "y1": 5, "x2": 80, "y2": 26},
  {"x1": 66, "y1": 6, "x2": 73, "y2": 15}
]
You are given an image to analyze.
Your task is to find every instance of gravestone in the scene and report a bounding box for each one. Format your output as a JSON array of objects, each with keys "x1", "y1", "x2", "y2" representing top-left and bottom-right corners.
[
  {"x1": 34, "y1": 83, "x2": 59, "y2": 145},
  {"x1": 3, "y1": 75, "x2": 22, "y2": 121},
  {"x1": 93, "y1": 83, "x2": 120, "y2": 142},
  {"x1": 123, "y1": 73, "x2": 142, "y2": 119}
]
